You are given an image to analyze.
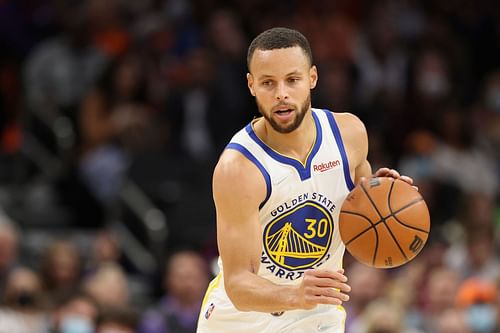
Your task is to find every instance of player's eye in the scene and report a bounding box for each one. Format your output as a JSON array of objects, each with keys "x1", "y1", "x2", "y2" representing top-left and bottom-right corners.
[
  {"x1": 287, "y1": 77, "x2": 300, "y2": 83},
  {"x1": 261, "y1": 80, "x2": 273, "y2": 86}
]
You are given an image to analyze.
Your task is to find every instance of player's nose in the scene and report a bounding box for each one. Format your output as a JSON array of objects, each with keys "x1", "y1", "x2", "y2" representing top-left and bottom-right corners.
[{"x1": 275, "y1": 82, "x2": 289, "y2": 100}]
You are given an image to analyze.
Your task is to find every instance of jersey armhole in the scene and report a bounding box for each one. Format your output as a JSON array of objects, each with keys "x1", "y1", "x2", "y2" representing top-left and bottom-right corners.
[
  {"x1": 226, "y1": 143, "x2": 272, "y2": 209},
  {"x1": 322, "y1": 110, "x2": 356, "y2": 191}
]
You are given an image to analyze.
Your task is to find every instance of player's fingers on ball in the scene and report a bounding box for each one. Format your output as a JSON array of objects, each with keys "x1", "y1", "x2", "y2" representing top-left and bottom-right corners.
[
  {"x1": 374, "y1": 168, "x2": 389, "y2": 176},
  {"x1": 400, "y1": 175, "x2": 413, "y2": 184},
  {"x1": 390, "y1": 169, "x2": 401, "y2": 178}
]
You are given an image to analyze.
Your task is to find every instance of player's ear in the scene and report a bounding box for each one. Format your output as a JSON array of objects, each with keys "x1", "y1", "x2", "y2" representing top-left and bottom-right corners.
[
  {"x1": 247, "y1": 73, "x2": 256, "y2": 96},
  {"x1": 310, "y1": 65, "x2": 318, "y2": 89}
]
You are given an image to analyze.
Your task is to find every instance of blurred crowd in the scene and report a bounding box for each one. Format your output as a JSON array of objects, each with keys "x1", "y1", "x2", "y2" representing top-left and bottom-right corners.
[{"x1": 0, "y1": 0, "x2": 499, "y2": 332}]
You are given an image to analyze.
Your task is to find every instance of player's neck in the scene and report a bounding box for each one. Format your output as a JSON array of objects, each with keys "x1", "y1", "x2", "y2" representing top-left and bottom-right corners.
[{"x1": 259, "y1": 111, "x2": 316, "y2": 164}]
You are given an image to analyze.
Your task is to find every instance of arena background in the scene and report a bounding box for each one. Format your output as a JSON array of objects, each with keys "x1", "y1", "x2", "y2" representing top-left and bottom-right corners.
[{"x1": 0, "y1": 0, "x2": 499, "y2": 332}]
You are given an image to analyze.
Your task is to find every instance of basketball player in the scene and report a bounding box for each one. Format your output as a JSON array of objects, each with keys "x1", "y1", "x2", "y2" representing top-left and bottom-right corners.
[{"x1": 197, "y1": 27, "x2": 414, "y2": 333}]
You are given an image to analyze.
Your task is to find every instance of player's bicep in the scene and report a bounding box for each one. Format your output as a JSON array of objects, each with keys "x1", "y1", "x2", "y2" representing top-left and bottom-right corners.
[{"x1": 212, "y1": 152, "x2": 267, "y2": 278}]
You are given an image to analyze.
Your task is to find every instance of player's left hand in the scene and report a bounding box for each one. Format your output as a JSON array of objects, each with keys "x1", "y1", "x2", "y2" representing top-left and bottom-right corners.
[{"x1": 373, "y1": 167, "x2": 418, "y2": 191}]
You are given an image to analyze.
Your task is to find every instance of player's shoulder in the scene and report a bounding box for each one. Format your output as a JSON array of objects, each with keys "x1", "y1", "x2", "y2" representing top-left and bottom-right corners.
[
  {"x1": 331, "y1": 111, "x2": 366, "y2": 132},
  {"x1": 214, "y1": 148, "x2": 264, "y2": 186},
  {"x1": 213, "y1": 148, "x2": 267, "y2": 203},
  {"x1": 320, "y1": 110, "x2": 367, "y2": 141}
]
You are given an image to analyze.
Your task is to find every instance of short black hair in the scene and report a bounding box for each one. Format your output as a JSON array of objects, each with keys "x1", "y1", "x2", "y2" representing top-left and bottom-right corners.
[{"x1": 247, "y1": 27, "x2": 313, "y2": 71}]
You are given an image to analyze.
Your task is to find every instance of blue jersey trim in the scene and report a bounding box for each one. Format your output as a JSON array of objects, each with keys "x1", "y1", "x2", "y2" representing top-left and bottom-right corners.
[
  {"x1": 245, "y1": 111, "x2": 322, "y2": 181},
  {"x1": 323, "y1": 110, "x2": 355, "y2": 191},
  {"x1": 226, "y1": 143, "x2": 272, "y2": 209}
]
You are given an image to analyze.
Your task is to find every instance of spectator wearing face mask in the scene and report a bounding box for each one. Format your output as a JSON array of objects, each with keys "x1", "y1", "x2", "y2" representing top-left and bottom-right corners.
[
  {"x1": 0, "y1": 267, "x2": 48, "y2": 333},
  {"x1": 49, "y1": 289, "x2": 100, "y2": 333},
  {"x1": 456, "y1": 278, "x2": 498, "y2": 333}
]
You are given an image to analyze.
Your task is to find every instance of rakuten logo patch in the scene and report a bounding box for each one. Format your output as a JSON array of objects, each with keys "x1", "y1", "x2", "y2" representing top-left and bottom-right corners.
[{"x1": 313, "y1": 160, "x2": 341, "y2": 172}]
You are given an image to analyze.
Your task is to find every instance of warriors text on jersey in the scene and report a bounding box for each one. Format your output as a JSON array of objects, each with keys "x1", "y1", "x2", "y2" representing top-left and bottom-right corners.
[{"x1": 197, "y1": 109, "x2": 355, "y2": 333}]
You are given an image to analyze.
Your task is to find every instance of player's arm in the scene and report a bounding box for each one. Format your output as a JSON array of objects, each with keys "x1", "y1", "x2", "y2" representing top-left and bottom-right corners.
[{"x1": 214, "y1": 150, "x2": 350, "y2": 313}]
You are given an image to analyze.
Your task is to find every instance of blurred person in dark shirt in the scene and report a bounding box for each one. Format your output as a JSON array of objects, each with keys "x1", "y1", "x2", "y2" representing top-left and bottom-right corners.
[
  {"x1": 139, "y1": 250, "x2": 209, "y2": 333},
  {"x1": 39, "y1": 240, "x2": 83, "y2": 300}
]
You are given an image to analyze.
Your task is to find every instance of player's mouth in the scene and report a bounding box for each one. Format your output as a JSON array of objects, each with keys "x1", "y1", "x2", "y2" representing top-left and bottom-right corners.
[{"x1": 273, "y1": 105, "x2": 295, "y2": 120}]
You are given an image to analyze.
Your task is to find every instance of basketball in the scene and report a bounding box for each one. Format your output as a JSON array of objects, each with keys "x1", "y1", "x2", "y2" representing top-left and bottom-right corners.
[{"x1": 339, "y1": 177, "x2": 430, "y2": 268}]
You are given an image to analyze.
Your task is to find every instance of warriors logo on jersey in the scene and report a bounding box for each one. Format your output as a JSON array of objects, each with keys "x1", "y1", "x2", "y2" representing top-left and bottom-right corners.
[{"x1": 263, "y1": 200, "x2": 333, "y2": 271}]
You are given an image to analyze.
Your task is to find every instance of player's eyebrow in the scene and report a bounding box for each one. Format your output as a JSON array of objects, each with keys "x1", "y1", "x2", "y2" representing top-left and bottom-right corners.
[{"x1": 258, "y1": 70, "x2": 303, "y2": 80}]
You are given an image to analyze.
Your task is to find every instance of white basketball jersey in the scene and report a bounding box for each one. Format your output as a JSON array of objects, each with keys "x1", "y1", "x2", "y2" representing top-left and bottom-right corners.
[{"x1": 198, "y1": 108, "x2": 355, "y2": 333}]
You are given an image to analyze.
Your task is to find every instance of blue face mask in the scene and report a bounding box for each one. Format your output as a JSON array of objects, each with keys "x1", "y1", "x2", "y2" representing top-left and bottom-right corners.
[
  {"x1": 466, "y1": 304, "x2": 496, "y2": 333},
  {"x1": 59, "y1": 315, "x2": 94, "y2": 333}
]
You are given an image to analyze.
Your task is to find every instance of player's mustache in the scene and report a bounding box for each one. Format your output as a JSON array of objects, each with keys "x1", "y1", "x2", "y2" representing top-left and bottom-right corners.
[{"x1": 272, "y1": 102, "x2": 295, "y2": 110}]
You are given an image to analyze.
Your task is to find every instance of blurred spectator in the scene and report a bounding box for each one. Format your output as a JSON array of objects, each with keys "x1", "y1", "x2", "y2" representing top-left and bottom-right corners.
[
  {"x1": 0, "y1": 217, "x2": 19, "y2": 299},
  {"x1": 96, "y1": 305, "x2": 139, "y2": 333},
  {"x1": 456, "y1": 278, "x2": 497, "y2": 333},
  {"x1": 435, "y1": 309, "x2": 472, "y2": 333},
  {"x1": 49, "y1": 289, "x2": 100, "y2": 333},
  {"x1": 87, "y1": 0, "x2": 130, "y2": 58},
  {"x1": 139, "y1": 250, "x2": 209, "y2": 333},
  {"x1": 409, "y1": 266, "x2": 461, "y2": 333},
  {"x1": 344, "y1": 262, "x2": 387, "y2": 333},
  {"x1": 205, "y1": 9, "x2": 255, "y2": 154},
  {"x1": 84, "y1": 263, "x2": 130, "y2": 308},
  {"x1": 431, "y1": 109, "x2": 498, "y2": 197},
  {"x1": 353, "y1": 1, "x2": 408, "y2": 109},
  {"x1": 475, "y1": 71, "x2": 500, "y2": 183},
  {"x1": 39, "y1": 240, "x2": 83, "y2": 298},
  {"x1": 89, "y1": 230, "x2": 122, "y2": 269},
  {"x1": 78, "y1": 52, "x2": 157, "y2": 204},
  {"x1": 495, "y1": 276, "x2": 500, "y2": 333},
  {"x1": 23, "y1": 1, "x2": 108, "y2": 128},
  {"x1": 163, "y1": 47, "x2": 217, "y2": 161},
  {"x1": 314, "y1": 61, "x2": 356, "y2": 112},
  {"x1": 354, "y1": 298, "x2": 406, "y2": 333},
  {"x1": 446, "y1": 223, "x2": 500, "y2": 282},
  {"x1": 0, "y1": 267, "x2": 48, "y2": 333}
]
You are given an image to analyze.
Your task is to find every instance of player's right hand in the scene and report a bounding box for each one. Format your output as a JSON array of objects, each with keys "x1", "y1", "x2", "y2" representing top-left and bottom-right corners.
[{"x1": 296, "y1": 269, "x2": 351, "y2": 310}]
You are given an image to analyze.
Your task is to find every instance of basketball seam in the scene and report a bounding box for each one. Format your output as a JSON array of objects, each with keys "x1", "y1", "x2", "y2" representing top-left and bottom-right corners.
[
  {"x1": 340, "y1": 211, "x2": 374, "y2": 246},
  {"x1": 340, "y1": 210, "x2": 374, "y2": 225},
  {"x1": 391, "y1": 198, "x2": 429, "y2": 233},
  {"x1": 386, "y1": 180, "x2": 408, "y2": 261},
  {"x1": 359, "y1": 179, "x2": 387, "y2": 266},
  {"x1": 359, "y1": 181, "x2": 384, "y2": 219},
  {"x1": 340, "y1": 210, "x2": 380, "y2": 265}
]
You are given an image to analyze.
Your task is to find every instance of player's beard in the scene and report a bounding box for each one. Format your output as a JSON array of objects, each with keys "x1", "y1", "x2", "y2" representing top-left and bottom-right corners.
[{"x1": 256, "y1": 94, "x2": 311, "y2": 134}]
